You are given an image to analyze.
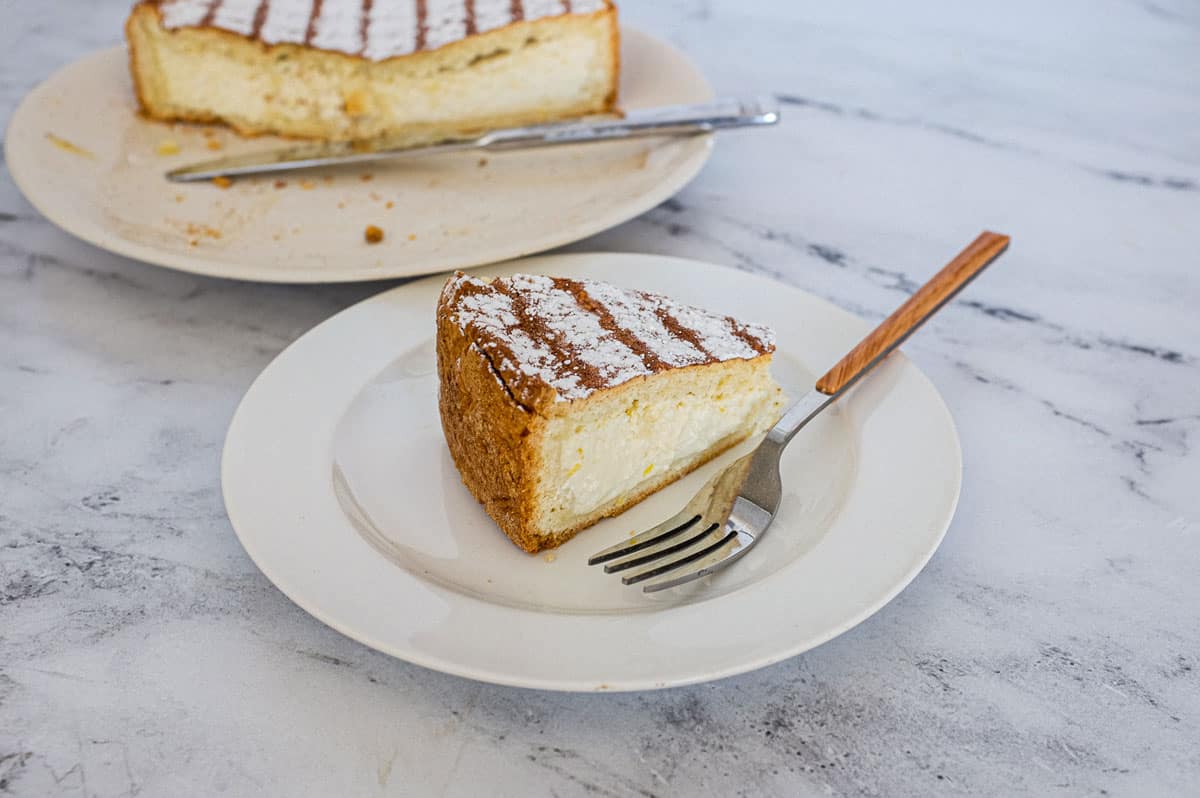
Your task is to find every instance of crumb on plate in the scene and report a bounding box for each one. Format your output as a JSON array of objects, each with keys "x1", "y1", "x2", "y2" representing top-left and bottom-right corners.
[
  {"x1": 211, "y1": 176, "x2": 233, "y2": 189},
  {"x1": 273, "y1": 180, "x2": 287, "y2": 189},
  {"x1": 205, "y1": 139, "x2": 223, "y2": 151},
  {"x1": 365, "y1": 225, "x2": 384, "y2": 244},
  {"x1": 156, "y1": 139, "x2": 180, "y2": 156}
]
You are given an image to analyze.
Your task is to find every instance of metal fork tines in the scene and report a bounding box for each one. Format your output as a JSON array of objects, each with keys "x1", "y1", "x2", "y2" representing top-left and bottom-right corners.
[{"x1": 587, "y1": 454, "x2": 770, "y2": 592}]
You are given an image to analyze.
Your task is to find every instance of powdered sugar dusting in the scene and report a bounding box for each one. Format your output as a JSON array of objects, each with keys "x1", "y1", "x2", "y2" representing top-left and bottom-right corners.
[
  {"x1": 440, "y1": 273, "x2": 776, "y2": 406},
  {"x1": 473, "y1": 1, "x2": 515, "y2": 33},
  {"x1": 310, "y1": 0, "x2": 364, "y2": 52},
  {"x1": 445, "y1": 275, "x2": 585, "y2": 401},
  {"x1": 156, "y1": 0, "x2": 607, "y2": 60},
  {"x1": 363, "y1": 0, "x2": 418, "y2": 58},
  {"x1": 659, "y1": 297, "x2": 771, "y2": 361},
  {"x1": 423, "y1": 0, "x2": 468, "y2": 50},
  {"x1": 506, "y1": 274, "x2": 651, "y2": 392},
  {"x1": 580, "y1": 280, "x2": 708, "y2": 368},
  {"x1": 257, "y1": 0, "x2": 315, "y2": 44},
  {"x1": 211, "y1": 0, "x2": 262, "y2": 34},
  {"x1": 159, "y1": 0, "x2": 213, "y2": 28}
]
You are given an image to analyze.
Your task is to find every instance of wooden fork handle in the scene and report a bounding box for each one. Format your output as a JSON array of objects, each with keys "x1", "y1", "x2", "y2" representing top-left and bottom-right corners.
[{"x1": 815, "y1": 231, "x2": 1011, "y2": 396}]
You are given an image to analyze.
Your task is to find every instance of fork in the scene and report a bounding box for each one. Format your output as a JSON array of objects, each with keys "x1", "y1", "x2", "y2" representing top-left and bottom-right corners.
[{"x1": 588, "y1": 231, "x2": 1011, "y2": 592}]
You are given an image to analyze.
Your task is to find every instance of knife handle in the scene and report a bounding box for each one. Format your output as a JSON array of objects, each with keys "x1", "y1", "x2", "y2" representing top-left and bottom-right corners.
[
  {"x1": 815, "y1": 231, "x2": 1011, "y2": 396},
  {"x1": 479, "y1": 96, "x2": 780, "y2": 151}
]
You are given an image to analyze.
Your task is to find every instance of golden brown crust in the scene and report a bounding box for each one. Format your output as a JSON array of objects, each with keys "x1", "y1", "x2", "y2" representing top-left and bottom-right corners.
[
  {"x1": 602, "y1": 2, "x2": 620, "y2": 110},
  {"x1": 125, "y1": 9, "x2": 151, "y2": 117},
  {"x1": 126, "y1": 1, "x2": 620, "y2": 135},
  {"x1": 437, "y1": 301, "x2": 546, "y2": 553}
]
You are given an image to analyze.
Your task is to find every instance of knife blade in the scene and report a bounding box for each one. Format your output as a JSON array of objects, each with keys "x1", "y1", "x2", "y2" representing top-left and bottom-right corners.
[{"x1": 165, "y1": 96, "x2": 780, "y2": 183}]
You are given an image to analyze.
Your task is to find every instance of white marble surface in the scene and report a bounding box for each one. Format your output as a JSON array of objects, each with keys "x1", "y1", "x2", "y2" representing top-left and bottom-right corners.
[{"x1": 2, "y1": 0, "x2": 1199, "y2": 794}]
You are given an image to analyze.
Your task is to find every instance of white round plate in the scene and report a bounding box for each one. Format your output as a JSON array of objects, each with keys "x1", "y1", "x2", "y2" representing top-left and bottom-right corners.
[
  {"x1": 222, "y1": 253, "x2": 962, "y2": 691},
  {"x1": 5, "y1": 30, "x2": 712, "y2": 283}
]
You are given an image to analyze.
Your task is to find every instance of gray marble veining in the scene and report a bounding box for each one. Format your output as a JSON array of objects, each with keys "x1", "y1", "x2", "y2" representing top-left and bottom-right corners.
[{"x1": 2, "y1": 0, "x2": 1198, "y2": 795}]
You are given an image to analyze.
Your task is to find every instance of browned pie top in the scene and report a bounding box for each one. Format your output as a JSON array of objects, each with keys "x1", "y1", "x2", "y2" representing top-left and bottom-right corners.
[
  {"x1": 439, "y1": 272, "x2": 775, "y2": 407},
  {"x1": 149, "y1": 0, "x2": 609, "y2": 61}
]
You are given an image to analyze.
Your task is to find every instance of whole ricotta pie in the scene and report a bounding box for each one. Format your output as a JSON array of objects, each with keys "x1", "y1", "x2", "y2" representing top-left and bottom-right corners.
[
  {"x1": 125, "y1": 0, "x2": 620, "y2": 140},
  {"x1": 436, "y1": 272, "x2": 784, "y2": 553}
]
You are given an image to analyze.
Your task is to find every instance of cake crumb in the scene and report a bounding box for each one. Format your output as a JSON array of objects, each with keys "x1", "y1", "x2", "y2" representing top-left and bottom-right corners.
[
  {"x1": 184, "y1": 222, "x2": 222, "y2": 240},
  {"x1": 156, "y1": 139, "x2": 180, "y2": 156},
  {"x1": 369, "y1": 191, "x2": 381, "y2": 201},
  {"x1": 174, "y1": 194, "x2": 184, "y2": 203},
  {"x1": 211, "y1": 176, "x2": 233, "y2": 189},
  {"x1": 365, "y1": 225, "x2": 384, "y2": 244},
  {"x1": 385, "y1": 201, "x2": 394, "y2": 209},
  {"x1": 205, "y1": 139, "x2": 223, "y2": 151},
  {"x1": 407, "y1": 233, "x2": 417, "y2": 241},
  {"x1": 299, "y1": 179, "x2": 316, "y2": 190},
  {"x1": 360, "y1": 173, "x2": 374, "y2": 182},
  {"x1": 478, "y1": 157, "x2": 488, "y2": 167},
  {"x1": 337, "y1": 201, "x2": 346, "y2": 209},
  {"x1": 543, "y1": 552, "x2": 557, "y2": 563},
  {"x1": 202, "y1": 129, "x2": 216, "y2": 138},
  {"x1": 273, "y1": 179, "x2": 288, "y2": 189},
  {"x1": 323, "y1": 175, "x2": 334, "y2": 184}
]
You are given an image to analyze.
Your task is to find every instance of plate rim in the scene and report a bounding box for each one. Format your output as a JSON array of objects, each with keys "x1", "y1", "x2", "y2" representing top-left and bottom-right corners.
[
  {"x1": 4, "y1": 31, "x2": 715, "y2": 284},
  {"x1": 220, "y1": 252, "x2": 963, "y2": 692}
]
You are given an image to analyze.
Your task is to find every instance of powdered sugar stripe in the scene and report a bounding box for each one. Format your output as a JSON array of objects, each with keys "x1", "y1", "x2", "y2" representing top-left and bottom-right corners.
[
  {"x1": 504, "y1": 275, "x2": 651, "y2": 391},
  {"x1": 657, "y1": 298, "x2": 763, "y2": 361},
  {"x1": 159, "y1": 0, "x2": 214, "y2": 27},
  {"x1": 475, "y1": 0, "x2": 516, "y2": 31},
  {"x1": 451, "y1": 279, "x2": 585, "y2": 400},
  {"x1": 211, "y1": 0, "x2": 263, "y2": 35},
  {"x1": 362, "y1": 0, "x2": 418, "y2": 57},
  {"x1": 422, "y1": 0, "x2": 468, "y2": 50},
  {"x1": 580, "y1": 280, "x2": 708, "y2": 369},
  {"x1": 310, "y1": 0, "x2": 363, "y2": 52},
  {"x1": 258, "y1": 0, "x2": 314, "y2": 44}
]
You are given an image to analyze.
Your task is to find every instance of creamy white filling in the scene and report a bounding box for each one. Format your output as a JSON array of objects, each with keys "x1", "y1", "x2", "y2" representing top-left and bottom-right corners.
[{"x1": 536, "y1": 370, "x2": 779, "y2": 528}]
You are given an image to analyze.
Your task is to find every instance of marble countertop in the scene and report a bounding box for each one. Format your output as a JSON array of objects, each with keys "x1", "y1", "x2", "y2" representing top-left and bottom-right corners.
[{"x1": 2, "y1": 1, "x2": 1198, "y2": 795}]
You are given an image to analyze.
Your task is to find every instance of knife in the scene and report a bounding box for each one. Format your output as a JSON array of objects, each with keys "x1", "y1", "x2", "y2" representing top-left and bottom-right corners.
[{"x1": 165, "y1": 96, "x2": 780, "y2": 183}]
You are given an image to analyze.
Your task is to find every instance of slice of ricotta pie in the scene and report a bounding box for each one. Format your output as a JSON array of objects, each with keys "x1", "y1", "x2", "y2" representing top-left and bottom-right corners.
[{"x1": 436, "y1": 272, "x2": 784, "y2": 553}]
